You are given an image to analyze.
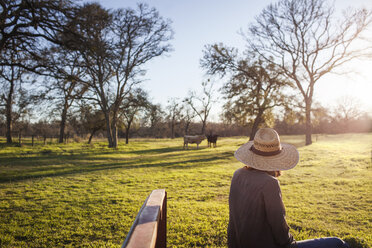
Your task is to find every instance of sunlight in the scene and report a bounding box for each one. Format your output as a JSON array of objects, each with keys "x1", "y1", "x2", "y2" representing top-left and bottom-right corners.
[{"x1": 316, "y1": 58, "x2": 372, "y2": 111}]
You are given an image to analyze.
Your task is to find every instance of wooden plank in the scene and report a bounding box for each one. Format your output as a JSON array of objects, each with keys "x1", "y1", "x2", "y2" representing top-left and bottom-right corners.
[{"x1": 123, "y1": 189, "x2": 166, "y2": 248}]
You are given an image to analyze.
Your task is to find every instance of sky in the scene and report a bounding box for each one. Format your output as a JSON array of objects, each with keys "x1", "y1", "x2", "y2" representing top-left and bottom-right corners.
[{"x1": 94, "y1": 0, "x2": 372, "y2": 120}]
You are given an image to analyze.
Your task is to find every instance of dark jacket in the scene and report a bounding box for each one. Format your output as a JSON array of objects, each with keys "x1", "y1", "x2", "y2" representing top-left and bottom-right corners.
[{"x1": 228, "y1": 168, "x2": 297, "y2": 248}]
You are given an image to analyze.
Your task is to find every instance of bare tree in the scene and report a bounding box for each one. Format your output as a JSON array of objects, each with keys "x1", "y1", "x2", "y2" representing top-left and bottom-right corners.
[
  {"x1": 43, "y1": 48, "x2": 87, "y2": 143},
  {"x1": 33, "y1": 119, "x2": 58, "y2": 145},
  {"x1": 119, "y1": 88, "x2": 149, "y2": 144},
  {"x1": 144, "y1": 103, "x2": 165, "y2": 137},
  {"x1": 0, "y1": 0, "x2": 77, "y2": 144},
  {"x1": 333, "y1": 95, "x2": 362, "y2": 122},
  {"x1": 311, "y1": 102, "x2": 331, "y2": 133},
  {"x1": 245, "y1": 0, "x2": 372, "y2": 145},
  {"x1": 181, "y1": 103, "x2": 196, "y2": 135},
  {"x1": 0, "y1": 0, "x2": 75, "y2": 68},
  {"x1": 184, "y1": 80, "x2": 216, "y2": 135},
  {"x1": 202, "y1": 44, "x2": 292, "y2": 139},
  {"x1": 77, "y1": 103, "x2": 105, "y2": 144},
  {"x1": 0, "y1": 41, "x2": 27, "y2": 143},
  {"x1": 166, "y1": 98, "x2": 183, "y2": 139},
  {"x1": 64, "y1": 3, "x2": 114, "y2": 146},
  {"x1": 64, "y1": 3, "x2": 173, "y2": 148}
]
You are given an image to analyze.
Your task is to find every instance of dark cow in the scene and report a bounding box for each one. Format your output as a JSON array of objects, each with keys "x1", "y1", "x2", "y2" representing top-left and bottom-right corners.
[{"x1": 207, "y1": 134, "x2": 219, "y2": 148}]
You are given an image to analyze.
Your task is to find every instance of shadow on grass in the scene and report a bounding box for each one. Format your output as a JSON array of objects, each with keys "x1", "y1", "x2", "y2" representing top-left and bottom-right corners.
[
  {"x1": 0, "y1": 151, "x2": 233, "y2": 183},
  {"x1": 129, "y1": 144, "x2": 216, "y2": 154},
  {"x1": 0, "y1": 142, "x2": 21, "y2": 148},
  {"x1": 128, "y1": 146, "x2": 185, "y2": 154},
  {"x1": 0, "y1": 143, "x2": 217, "y2": 168},
  {"x1": 0, "y1": 146, "x2": 188, "y2": 168}
]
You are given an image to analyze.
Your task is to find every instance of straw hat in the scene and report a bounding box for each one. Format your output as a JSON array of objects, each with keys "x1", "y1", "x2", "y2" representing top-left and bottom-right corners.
[{"x1": 234, "y1": 128, "x2": 299, "y2": 171}]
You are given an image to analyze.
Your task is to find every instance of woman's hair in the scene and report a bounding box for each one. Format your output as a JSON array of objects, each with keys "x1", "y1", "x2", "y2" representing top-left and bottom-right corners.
[{"x1": 244, "y1": 166, "x2": 282, "y2": 177}]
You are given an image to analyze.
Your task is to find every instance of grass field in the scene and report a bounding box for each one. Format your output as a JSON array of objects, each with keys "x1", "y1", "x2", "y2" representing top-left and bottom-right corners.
[{"x1": 0, "y1": 133, "x2": 371, "y2": 247}]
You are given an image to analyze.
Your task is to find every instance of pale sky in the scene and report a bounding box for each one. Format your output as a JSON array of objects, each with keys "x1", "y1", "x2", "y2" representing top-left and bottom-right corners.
[{"x1": 95, "y1": 0, "x2": 372, "y2": 120}]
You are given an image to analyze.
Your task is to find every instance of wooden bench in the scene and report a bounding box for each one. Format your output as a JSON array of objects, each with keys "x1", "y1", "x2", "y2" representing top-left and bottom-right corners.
[{"x1": 122, "y1": 189, "x2": 167, "y2": 248}]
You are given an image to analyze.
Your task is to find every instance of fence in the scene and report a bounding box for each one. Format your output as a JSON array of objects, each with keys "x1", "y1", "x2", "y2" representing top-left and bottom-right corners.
[{"x1": 122, "y1": 189, "x2": 167, "y2": 248}]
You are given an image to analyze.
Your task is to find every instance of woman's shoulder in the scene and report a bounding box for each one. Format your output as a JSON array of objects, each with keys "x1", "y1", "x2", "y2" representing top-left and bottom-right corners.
[{"x1": 234, "y1": 167, "x2": 278, "y2": 184}]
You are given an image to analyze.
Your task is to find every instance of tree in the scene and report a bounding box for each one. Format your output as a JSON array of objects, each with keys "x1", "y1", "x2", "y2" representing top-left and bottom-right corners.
[
  {"x1": 311, "y1": 102, "x2": 331, "y2": 134},
  {"x1": 245, "y1": 0, "x2": 372, "y2": 145},
  {"x1": 0, "y1": 0, "x2": 75, "y2": 68},
  {"x1": 33, "y1": 119, "x2": 58, "y2": 145},
  {"x1": 166, "y1": 98, "x2": 183, "y2": 139},
  {"x1": 181, "y1": 103, "x2": 196, "y2": 135},
  {"x1": 119, "y1": 88, "x2": 149, "y2": 144},
  {"x1": 330, "y1": 95, "x2": 363, "y2": 133},
  {"x1": 43, "y1": 47, "x2": 87, "y2": 143},
  {"x1": 333, "y1": 96, "x2": 362, "y2": 122},
  {"x1": 184, "y1": 80, "x2": 216, "y2": 135},
  {"x1": 202, "y1": 44, "x2": 292, "y2": 139},
  {"x1": 0, "y1": 40, "x2": 27, "y2": 143},
  {"x1": 77, "y1": 103, "x2": 105, "y2": 144},
  {"x1": 0, "y1": 0, "x2": 76, "y2": 144},
  {"x1": 64, "y1": 3, "x2": 173, "y2": 148},
  {"x1": 144, "y1": 103, "x2": 165, "y2": 137}
]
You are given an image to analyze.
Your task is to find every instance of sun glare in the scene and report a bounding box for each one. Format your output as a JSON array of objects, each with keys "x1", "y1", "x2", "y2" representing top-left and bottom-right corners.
[{"x1": 316, "y1": 58, "x2": 372, "y2": 111}]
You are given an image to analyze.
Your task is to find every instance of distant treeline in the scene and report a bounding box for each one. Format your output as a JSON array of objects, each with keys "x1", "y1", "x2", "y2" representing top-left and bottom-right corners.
[{"x1": 1, "y1": 113, "x2": 370, "y2": 143}]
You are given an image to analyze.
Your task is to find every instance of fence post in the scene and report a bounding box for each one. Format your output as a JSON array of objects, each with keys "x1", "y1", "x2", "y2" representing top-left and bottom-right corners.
[{"x1": 122, "y1": 189, "x2": 167, "y2": 248}]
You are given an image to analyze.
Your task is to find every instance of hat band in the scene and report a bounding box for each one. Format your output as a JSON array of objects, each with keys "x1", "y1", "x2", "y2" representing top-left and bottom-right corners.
[{"x1": 250, "y1": 145, "x2": 282, "y2": 156}]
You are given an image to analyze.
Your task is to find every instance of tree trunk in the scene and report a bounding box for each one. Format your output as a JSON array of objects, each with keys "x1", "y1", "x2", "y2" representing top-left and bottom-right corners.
[
  {"x1": 6, "y1": 101, "x2": 12, "y2": 144},
  {"x1": 125, "y1": 128, "x2": 129, "y2": 144},
  {"x1": 104, "y1": 111, "x2": 114, "y2": 147},
  {"x1": 185, "y1": 122, "x2": 190, "y2": 135},
  {"x1": 88, "y1": 129, "x2": 97, "y2": 144},
  {"x1": 64, "y1": 133, "x2": 69, "y2": 144},
  {"x1": 171, "y1": 120, "x2": 175, "y2": 139},
  {"x1": 305, "y1": 99, "x2": 312, "y2": 145},
  {"x1": 201, "y1": 120, "x2": 206, "y2": 135},
  {"x1": 5, "y1": 82, "x2": 14, "y2": 144},
  {"x1": 111, "y1": 116, "x2": 118, "y2": 148},
  {"x1": 125, "y1": 121, "x2": 132, "y2": 144},
  {"x1": 18, "y1": 131, "x2": 22, "y2": 146},
  {"x1": 59, "y1": 103, "x2": 68, "y2": 143},
  {"x1": 249, "y1": 110, "x2": 264, "y2": 141}
]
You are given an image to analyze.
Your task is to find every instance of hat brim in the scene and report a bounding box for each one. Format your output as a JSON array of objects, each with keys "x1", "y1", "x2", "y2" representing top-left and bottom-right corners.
[{"x1": 234, "y1": 141, "x2": 299, "y2": 171}]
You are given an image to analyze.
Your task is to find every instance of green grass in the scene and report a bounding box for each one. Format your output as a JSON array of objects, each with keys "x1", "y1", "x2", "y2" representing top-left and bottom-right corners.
[{"x1": 0, "y1": 134, "x2": 371, "y2": 247}]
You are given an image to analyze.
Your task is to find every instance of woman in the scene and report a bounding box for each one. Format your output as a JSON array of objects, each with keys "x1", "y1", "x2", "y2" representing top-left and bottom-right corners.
[{"x1": 228, "y1": 128, "x2": 349, "y2": 248}]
